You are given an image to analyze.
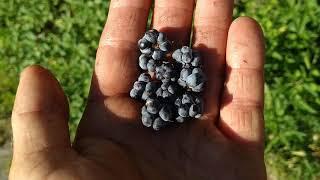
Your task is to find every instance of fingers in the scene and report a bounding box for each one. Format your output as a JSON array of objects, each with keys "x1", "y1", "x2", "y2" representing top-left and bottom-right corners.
[
  {"x1": 11, "y1": 65, "x2": 70, "y2": 157},
  {"x1": 152, "y1": 0, "x2": 195, "y2": 46},
  {"x1": 94, "y1": 0, "x2": 152, "y2": 97},
  {"x1": 193, "y1": 0, "x2": 234, "y2": 120},
  {"x1": 219, "y1": 17, "x2": 265, "y2": 145}
]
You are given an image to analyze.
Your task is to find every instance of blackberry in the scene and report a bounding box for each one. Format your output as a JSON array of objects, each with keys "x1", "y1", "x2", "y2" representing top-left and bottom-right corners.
[
  {"x1": 139, "y1": 54, "x2": 149, "y2": 70},
  {"x1": 173, "y1": 92, "x2": 204, "y2": 120},
  {"x1": 141, "y1": 108, "x2": 155, "y2": 127},
  {"x1": 138, "y1": 73, "x2": 151, "y2": 83},
  {"x1": 130, "y1": 89, "x2": 143, "y2": 99},
  {"x1": 152, "y1": 50, "x2": 165, "y2": 61},
  {"x1": 147, "y1": 59, "x2": 157, "y2": 72},
  {"x1": 153, "y1": 117, "x2": 169, "y2": 131},
  {"x1": 130, "y1": 80, "x2": 147, "y2": 100},
  {"x1": 172, "y1": 46, "x2": 201, "y2": 67},
  {"x1": 141, "y1": 81, "x2": 160, "y2": 101},
  {"x1": 155, "y1": 62, "x2": 179, "y2": 82},
  {"x1": 176, "y1": 61, "x2": 206, "y2": 92},
  {"x1": 146, "y1": 98, "x2": 162, "y2": 114},
  {"x1": 133, "y1": 81, "x2": 146, "y2": 91},
  {"x1": 130, "y1": 29, "x2": 206, "y2": 130},
  {"x1": 175, "y1": 116, "x2": 186, "y2": 123},
  {"x1": 138, "y1": 29, "x2": 172, "y2": 61},
  {"x1": 142, "y1": 91, "x2": 155, "y2": 101},
  {"x1": 156, "y1": 81, "x2": 180, "y2": 99},
  {"x1": 178, "y1": 104, "x2": 189, "y2": 118},
  {"x1": 159, "y1": 105, "x2": 174, "y2": 122},
  {"x1": 189, "y1": 104, "x2": 202, "y2": 118},
  {"x1": 185, "y1": 71, "x2": 206, "y2": 92}
]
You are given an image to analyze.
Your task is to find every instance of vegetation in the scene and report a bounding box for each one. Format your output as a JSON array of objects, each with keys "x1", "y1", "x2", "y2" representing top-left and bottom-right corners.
[{"x1": 0, "y1": 0, "x2": 319, "y2": 179}]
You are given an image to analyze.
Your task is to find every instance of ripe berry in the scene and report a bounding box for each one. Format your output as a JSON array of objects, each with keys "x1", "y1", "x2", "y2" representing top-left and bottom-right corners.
[
  {"x1": 142, "y1": 111, "x2": 154, "y2": 127},
  {"x1": 146, "y1": 98, "x2": 162, "y2": 114},
  {"x1": 131, "y1": 30, "x2": 206, "y2": 130},
  {"x1": 144, "y1": 29, "x2": 159, "y2": 44},
  {"x1": 138, "y1": 38, "x2": 152, "y2": 50},
  {"x1": 147, "y1": 59, "x2": 157, "y2": 72},
  {"x1": 153, "y1": 117, "x2": 168, "y2": 131},
  {"x1": 152, "y1": 50, "x2": 164, "y2": 61},
  {"x1": 178, "y1": 105, "x2": 189, "y2": 118},
  {"x1": 133, "y1": 81, "x2": 146, "y2": 91},
  {"x1": 189, "y1": 104, "x2": 201, "y2": 117},
  {"x1": 159, "y1": 106, "x2": 174, "y2": 122},
  {"x1": 130, "y1": 89, "x2": 142, "y2": 99},
  {"x1": 138, "y1": 73, "x2": 151, "y2": 82},
  {"x1": 139, "y1": 54, "x2": 149, "y2": 70},
  {"x1": 176, "y1": 116, "x2": 185, "y2": 123}
]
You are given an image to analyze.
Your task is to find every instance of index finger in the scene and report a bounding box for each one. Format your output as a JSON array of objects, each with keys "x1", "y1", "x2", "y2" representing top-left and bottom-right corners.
[{"x1": 93, "y1": 0, "x2": 152, "y2": 97}]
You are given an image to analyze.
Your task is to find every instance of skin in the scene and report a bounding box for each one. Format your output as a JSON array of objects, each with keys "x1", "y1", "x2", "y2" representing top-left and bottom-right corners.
[{"x1": 9, "y1": 0, "x2": 266, "y2": 179}]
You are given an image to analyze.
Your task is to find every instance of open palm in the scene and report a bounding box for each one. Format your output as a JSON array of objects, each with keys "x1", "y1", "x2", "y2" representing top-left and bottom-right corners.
[{"x1": 10, "y1": 0, "x2": 266, "y2": 179}]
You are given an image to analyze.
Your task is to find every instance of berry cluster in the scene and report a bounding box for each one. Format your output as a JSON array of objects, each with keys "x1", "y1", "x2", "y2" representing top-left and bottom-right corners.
[{"x1": 130, "y1": 29, "x2": 206, "y2": 131}]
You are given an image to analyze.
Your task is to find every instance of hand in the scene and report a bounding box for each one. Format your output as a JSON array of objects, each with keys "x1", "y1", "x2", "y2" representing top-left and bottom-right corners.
[{"x1": 9, "y1": 0, "x2": 266, "y2": 179}]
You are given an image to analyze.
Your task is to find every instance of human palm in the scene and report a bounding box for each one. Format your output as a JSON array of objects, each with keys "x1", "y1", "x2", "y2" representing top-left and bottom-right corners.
[{"x1": 10, "y1": 0, "x2": 266, "y2": 179}]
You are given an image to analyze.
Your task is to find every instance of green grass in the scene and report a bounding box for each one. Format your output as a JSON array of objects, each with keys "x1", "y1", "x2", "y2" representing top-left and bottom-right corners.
[{"x1": 0, "y1": 0, "x2": 319, "y2": 179}]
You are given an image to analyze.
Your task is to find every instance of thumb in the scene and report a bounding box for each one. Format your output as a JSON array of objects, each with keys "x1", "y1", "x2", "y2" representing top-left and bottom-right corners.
[{"x1": 11, "y1": 65, "x2": 70, "y2": 158}]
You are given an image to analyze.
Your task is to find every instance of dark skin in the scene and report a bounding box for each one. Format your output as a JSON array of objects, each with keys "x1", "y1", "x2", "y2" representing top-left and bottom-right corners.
[{"x1": 10, "y1": 0, "x2": 266, "y2": 179}]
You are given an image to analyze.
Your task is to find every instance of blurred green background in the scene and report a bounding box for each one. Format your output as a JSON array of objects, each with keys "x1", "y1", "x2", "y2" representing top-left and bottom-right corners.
[{"x1": 0, "y1": 0, "x2": 319, "y2": 179}]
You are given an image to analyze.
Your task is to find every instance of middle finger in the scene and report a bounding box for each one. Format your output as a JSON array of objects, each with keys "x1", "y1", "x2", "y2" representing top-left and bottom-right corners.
[
  {"x1": 152, "y1": 0, "x2": 195, "y2": 47},
  {"x1": 193, "y1": 0, "x2": 234, "y2": 121}
]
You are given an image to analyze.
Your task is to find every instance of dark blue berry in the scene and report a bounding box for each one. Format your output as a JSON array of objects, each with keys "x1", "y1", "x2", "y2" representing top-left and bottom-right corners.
[
  {"x1": 191, "y1": 52, "x2": 201, "y2": 67},
  {"x1": 156, "y1": 88, "x2": 163, "y2": 97},
  {"x1": 146, "y1": 99, "x2": 162, "y2": 114},
  {"x1": 172, "y1": 49, "x2": 182, "y2": 63},
  {"x1": 152, "y1": 117, "x2": 168, "y2": 131},
  {"x1": 139, "y1": 54, "x2": 148, "y2": 70},
  {"x1": 130, "y1": 89, "x2": 142, "y2": 99},
  {"x1": 162, "y1": 90, "x2": 171, "y2": 98},
  {"x1": 159, "y1": 106, "x2": 174, "y2": 122},
  {"x1": 178, "y1": 105, "x2": 189, "y2": 118},
  {"x1": 180, "y1": 68, "x2": 192, "y2": 81},
  {"x1": 186, "y1": 73, "x2": 202, "y2": 87},
  {"x1": 182, "y1": 53, "x2": 192, "y2": 64},
  {"x1": 144, "y1": 29, "x2": 159, "y2": 44},
  {"x1": 161, "y1": 81, "x2": 170, "y2": 90},
  {"x1": 145, "y1": 82, "x2": 159, "y2": 93},
  {"x1": 189, "y1": 104, "x2": 201, "y2": 117},
  {"x1": 142, "y1": 112, "x2": 154, "y2": 127},
  {"x1": 157, "y1": 32, "x2": 166, "y2": 43},
  {"x1": 176, "y1": 116, "x2": 186, "y2": 123},
  {"x1": 147, "y1": 59, "x2": 157, "y2": 72},
  {"x1": 141, "y1": 106, "x2": 149, "y2": 115},
  {"x1": 178, "y1": 78, "x2": 187, "y2": 87},
  {"x1": 159, "y1": 41, "x2": 171, "y2": 52},
  {"x1": 181, "y1": 46, "x2": 191, "y2": 54},
  {"x1": 142, "y1": 90, "x2": 156, "y2": 101},
  {"x1": 182, "y1": 94, "x2": 192, "y2": 104},
  {"x1": 138, "y1": 73, "x2": 151, "y2": 82},
  {"x1": 140, "y1": 47, "x2": 152, "y2": 55},
  {"x1": 138, "y1": 38, "x2": 151, "y2": 50},
  {"x1": 175, "y1": 98, "x2": 182, "y2": 107},
  {"x1": 133, "y1": 81, "x2": 146, "y2": 91},
  {"x1": 152, "y1": 50, "x2": 164, "y2": 61},
  {"x1": 192, "y1": 68, "x2": 203, "y2": 74},
  {"x1": 192, "y1": 82, "x2": 205, "y2": 92},
  {"x1": 168, "y1": 84, "x2": 178, "y2": 94}
]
